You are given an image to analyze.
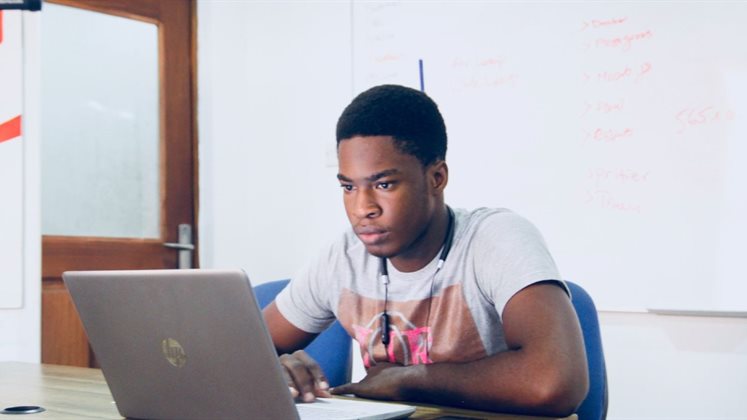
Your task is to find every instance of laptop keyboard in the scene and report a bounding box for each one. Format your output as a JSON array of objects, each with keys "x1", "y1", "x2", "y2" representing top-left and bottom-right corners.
[
  {"x1": 296, "y1": 403, "x2": 371, "y2": 419},
  {"x1": 295, "y1": 397, "x2": 413, "y2": 420}
]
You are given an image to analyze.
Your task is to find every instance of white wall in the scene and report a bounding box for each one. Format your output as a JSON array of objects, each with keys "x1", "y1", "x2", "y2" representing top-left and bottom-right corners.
[
  {"x1": 197, "y1": 2, "x2": 747, "y2": 420},
  {"x1": 197, "y1": 1, "x2": 351, "y2": 282},
  {"x1": 0, "y1": 12, "x2": 41, "y2": 362},
  {"x1": 601, "y1": 312, "x2": 747, "y2": 419}
]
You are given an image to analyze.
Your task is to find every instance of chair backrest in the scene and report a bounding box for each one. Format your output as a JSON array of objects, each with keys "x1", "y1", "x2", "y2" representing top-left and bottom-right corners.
[
  {"x1": 253, "y1": 279, "x2": 352, "y2": 387},
  {"x1": 566, "y1": 281, "x2": 608, "y2": 420}
]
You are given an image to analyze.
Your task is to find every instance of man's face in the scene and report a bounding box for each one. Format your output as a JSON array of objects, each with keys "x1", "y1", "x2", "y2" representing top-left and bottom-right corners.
[{"x1": 337, "y1": 136, "x2": 440, "y2": 262}]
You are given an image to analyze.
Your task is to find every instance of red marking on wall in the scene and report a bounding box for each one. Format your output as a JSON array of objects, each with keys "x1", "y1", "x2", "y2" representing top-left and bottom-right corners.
[
  {"x1": 585, "y1": 189, "x2": 642, "y2": 214},
  {"x1": 587, "y1": 167, "x2": 650, "y2": 187},
  {"x1": 595, "y1": 29, "x2": 653, "y2": 51},
  {"x1": 0, "y1": 115, "x2": 22, "y2": 143},
  {"x1": 675, "y1": 106, "x2": 735, "y2": 134},
  {"x1": 581, "y1": 17, "x2": 628, "y2": 31},
  {"x1": 1, "y1": 10, "x2": 5, "y2": 45},
  {"x1": 375, "y1": 53, "x2": 401, "y2": 63},
  {"x1": 593, "y1": 17, "x2": 628, "y2": 29},
  {"x1": 584, "y1": 127, "x2": 634, "y2": 144}
]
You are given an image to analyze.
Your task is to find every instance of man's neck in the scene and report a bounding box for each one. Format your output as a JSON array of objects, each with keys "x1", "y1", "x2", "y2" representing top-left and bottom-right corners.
[{"x1": 388, "y1": 205, "x2": 451, "y2": 273}]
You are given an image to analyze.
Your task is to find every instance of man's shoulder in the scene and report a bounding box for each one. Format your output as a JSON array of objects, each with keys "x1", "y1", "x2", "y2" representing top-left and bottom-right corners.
[
  {"x1": 455, "y1": 207, "x2": 531, "y2": 232},
  {"x1": 454, "y1": 207, "x2": 548, "y2": 253}
]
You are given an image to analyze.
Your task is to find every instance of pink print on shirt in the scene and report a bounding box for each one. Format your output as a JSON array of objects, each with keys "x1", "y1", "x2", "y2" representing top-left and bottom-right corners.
[
  {"x1": 352, "y1": 315, "x2": 433, "y2": 367},
  {"x1": 338, "y1": 284, "x2": 487, "y2": 368}
]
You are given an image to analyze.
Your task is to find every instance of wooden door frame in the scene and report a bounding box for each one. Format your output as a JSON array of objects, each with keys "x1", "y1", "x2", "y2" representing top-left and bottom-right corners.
[
  {"x1": 42, "y1": 0, "x2": 199, "y2": 277},
  {"x1": 41, "y1": 0, "x2": 199, "y2": 366}
]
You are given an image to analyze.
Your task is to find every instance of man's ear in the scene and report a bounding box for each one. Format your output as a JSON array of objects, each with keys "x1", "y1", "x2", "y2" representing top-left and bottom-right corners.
[{"x1": 429, "y1": 160, "x2": 449, "y2": 194}]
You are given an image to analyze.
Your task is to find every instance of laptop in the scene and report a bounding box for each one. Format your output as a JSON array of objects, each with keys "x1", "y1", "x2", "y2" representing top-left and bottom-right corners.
[{"x1": 63, "y1": 269, "x2": 415, "y2": 420}]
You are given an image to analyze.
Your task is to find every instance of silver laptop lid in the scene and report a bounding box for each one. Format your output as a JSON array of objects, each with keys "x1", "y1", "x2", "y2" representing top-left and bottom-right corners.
[{"x1": 64, "y1": 269, "x2": 299, "y2": 420}]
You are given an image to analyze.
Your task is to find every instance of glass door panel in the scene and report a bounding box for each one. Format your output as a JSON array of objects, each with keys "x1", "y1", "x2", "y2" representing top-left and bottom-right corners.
[{"x1": 41, "y1": 3, "x2": 159, "y2": 238}]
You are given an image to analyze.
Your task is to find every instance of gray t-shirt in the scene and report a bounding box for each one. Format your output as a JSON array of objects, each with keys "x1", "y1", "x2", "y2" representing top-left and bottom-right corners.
[{"x1": 276, "y1": 207, "x2": 562, "y2": 368}]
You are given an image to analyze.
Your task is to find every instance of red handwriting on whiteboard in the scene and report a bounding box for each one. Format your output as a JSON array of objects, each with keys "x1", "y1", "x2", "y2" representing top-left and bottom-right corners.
[
  {"x1": 595, "y1": 30, "x2": 653, "y2": 51},
  {"x1": 583, "y1": 62, "x2": 653, "y2": 83},
  {"x1": 585, "y1": 189, "x2": 642, "y2": 213},
  {"x1": 581, "y1": 17, "x2": 628, "y2": 31},
  {"x1": 374, "y1": 53, "x2": 401, "y2": 63},
  {"x1": 581, "y1": 99, "x2": 625, "y2": 117},
  {"x1": 675, "y1": 106, "x2": 736, "y2": 134},
  {"x1": 463, "y1": 74, "x2": 518, "y2": 89},
  {"x1": 596, "y1": 67, "x2": 634, "y2": 82},
  {"x1": 451, "y1": 56, "x2": 505, "y2": 68},
  {"x1": 584, "y1": 128, "x2": 634, "y2": 144},
  {"x1": 587, "y1": 168, "x2": 650, "y2": 187},
  {"x1": 365, "y1": 72, "x2": 399, "y2": 83},
  {"x1": 636, "y1": 62, "x2": 653, "y2": 81},
  {"x1": 452, "y1": 56, "x2": 515, "y2": 88},
  {"x1": 478, "y1": 57, "x2": 504, "y2": 67}
]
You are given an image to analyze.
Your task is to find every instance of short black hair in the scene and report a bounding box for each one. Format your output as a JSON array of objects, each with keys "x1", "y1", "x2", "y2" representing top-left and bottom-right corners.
[{"x1": 336, "y1": 84, "x2": 447, "y2": 167}]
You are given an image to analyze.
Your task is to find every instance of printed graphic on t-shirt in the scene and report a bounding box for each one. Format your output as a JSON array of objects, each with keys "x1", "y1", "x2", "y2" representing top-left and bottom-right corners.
[{"x1": 337, "y1": 284, "x2": 487, "y2": 368}]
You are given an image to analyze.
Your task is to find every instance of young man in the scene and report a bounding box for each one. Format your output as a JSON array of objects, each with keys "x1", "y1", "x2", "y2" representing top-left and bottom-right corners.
[{"x1": 262, "y1": 85, "x2": 589, "y2": 416}]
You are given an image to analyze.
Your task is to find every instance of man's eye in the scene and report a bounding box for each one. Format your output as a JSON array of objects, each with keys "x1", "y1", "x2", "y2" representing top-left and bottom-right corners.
[
  {"x1": 340, "y1": 184, "x2": 354, "y2": 192},
  {"x1": 377, "y1": 182, "x2": 392, "y2": 190}
]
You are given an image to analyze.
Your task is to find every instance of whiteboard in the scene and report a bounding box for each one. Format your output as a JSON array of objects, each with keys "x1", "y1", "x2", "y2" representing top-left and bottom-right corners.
[
  {"x1": 351, "y1": 1, "x2": 747, "y2": 311},
  {"x1": 0, "y1": 10, "x2": 24, "y2": 309}
]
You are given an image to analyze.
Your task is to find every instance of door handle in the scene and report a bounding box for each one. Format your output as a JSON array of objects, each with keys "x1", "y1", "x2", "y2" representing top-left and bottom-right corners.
[
  {"x1": 163, "y1": 224, "x2": 193, "y2": 269},
  {"x1": 163, "y1": 242, "x2": 194, "y2": 251}
]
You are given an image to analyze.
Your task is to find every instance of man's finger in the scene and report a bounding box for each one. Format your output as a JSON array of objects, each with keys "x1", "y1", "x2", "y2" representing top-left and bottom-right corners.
[
  {"x1": 279, "y1": 353, "x2": 316, "y2": 402},
  {"x1": 293, "y1": 350, "x2": 331, "y2": 396},
  {"x1": 330, "y1": 382, "x2": 358, "y2": 396},
  {"x1": 279, "y1": 365, "x2": 299, "y2": 398}
]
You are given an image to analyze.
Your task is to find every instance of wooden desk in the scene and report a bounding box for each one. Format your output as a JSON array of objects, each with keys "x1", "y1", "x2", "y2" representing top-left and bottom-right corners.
[{"x1": 0, "y1": 362, "x2": 576, "y2": 420}]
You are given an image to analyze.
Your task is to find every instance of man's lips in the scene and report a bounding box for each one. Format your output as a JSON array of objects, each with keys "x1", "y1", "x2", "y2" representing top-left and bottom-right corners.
[{"x1": 354, "y1": 226, "x2": 388, "y2": 245}]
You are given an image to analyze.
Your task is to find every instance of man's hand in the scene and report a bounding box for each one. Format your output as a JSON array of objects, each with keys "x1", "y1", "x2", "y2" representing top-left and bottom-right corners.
[
  {"x1": 279, "y1": 350, "x2": 332, "y2": 402},
  {"x1": 264, "y1": 302, "x2": 328, "y2": 402},
  {"x1": 331, "y1": 362, "x2": 411, "y2": 401}
]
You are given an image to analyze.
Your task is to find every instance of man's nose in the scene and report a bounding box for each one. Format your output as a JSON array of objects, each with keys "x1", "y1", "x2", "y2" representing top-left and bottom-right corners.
[{"x1": 353, "y1": 188, "x2": 381, "y2": 219}]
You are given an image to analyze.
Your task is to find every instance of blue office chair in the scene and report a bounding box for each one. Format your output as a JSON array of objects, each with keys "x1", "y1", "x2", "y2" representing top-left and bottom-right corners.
[
  {"x1": 254, "y1": 279, "x2": 352, "y2": 387},
  {"x1": 567, "y1": 281, "x2": 608, "y2": 420}
]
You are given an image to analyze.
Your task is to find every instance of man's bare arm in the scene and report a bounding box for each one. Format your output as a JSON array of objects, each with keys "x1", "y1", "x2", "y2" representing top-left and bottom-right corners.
[
  {"x1": 263, "y1": 302, "x2": 331, "y2": 402},
  {"x1": 332, "y1": 282, "x2": 589, "y2": 416}
]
